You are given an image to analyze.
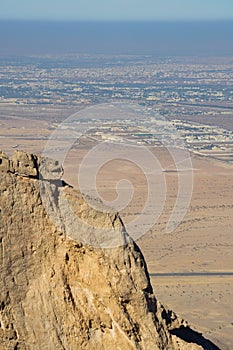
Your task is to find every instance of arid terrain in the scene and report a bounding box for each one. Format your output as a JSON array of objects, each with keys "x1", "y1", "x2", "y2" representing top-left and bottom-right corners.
[
  {"x1": 63, "y1": 141, "x2": 233, "y2": 350},
  {"x1": 0, "y1": 109, "x2": 233, "y2": 349}
]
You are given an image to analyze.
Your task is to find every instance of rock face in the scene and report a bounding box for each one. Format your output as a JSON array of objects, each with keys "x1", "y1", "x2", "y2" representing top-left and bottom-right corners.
[{"x1": 0, "y1": 151, "x2": 219, "y2": 350}]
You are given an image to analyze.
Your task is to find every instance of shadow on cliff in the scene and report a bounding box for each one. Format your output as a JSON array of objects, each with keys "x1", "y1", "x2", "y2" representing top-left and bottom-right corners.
[{"x1": 170, "y1": 326, "x2": 221, "y2": 350}]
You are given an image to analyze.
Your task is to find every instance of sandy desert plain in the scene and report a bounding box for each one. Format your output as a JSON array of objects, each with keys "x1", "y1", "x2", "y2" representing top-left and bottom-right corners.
[{"x1": 0, "y1": 104, "x2": 233, "y2": 349}]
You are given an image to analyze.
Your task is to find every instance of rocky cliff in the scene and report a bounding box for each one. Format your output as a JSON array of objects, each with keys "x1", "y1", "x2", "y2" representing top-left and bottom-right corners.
[{"x1": 0, "y1": 151, "x2": 219, "y2": 350}]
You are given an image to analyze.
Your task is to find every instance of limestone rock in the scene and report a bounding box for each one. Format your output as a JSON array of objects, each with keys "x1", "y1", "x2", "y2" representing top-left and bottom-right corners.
[
  {"x1": 11, "y1": 150, "x2": 38, "y2": 177},
  {"x1": 38, "y1": 155, "x2": 63, "y2": 180},
  {"x1": 0, "y1": 151, "x2": 220, "y2": 350},
  {"x1": 0, "y1": 151, "x2": 12, "y2": 173},
  {"x1": 0, "y1": 151, "x2": 63, "y2": 180}
]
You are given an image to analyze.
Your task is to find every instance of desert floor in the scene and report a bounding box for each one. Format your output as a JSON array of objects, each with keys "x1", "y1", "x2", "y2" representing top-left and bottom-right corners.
[{"x1": 1, "y1": 111, "x2": 233, "y2": 349}]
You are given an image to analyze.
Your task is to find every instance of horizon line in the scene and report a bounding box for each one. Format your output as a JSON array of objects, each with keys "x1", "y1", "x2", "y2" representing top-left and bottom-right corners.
[{"x1": 1, "y1": 18, "x2": 233, "y2": 23}]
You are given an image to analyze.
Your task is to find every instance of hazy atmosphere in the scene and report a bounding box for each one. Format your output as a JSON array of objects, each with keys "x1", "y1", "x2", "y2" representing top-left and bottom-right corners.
[
  {"x1": 1, "y1": 21, "x2": 233, "y2": 56},
  {"x1": 1, "y1": 0, "x2": 233, "y2": 21},
  {"x1": 1, "y1": 0, "x2": 233, "y2": 56}
]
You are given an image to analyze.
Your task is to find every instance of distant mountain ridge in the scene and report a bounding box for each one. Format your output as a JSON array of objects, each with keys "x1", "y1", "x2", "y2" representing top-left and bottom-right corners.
[{"x1": 0, "y1": 150, "x2": 220, "y2": 349}]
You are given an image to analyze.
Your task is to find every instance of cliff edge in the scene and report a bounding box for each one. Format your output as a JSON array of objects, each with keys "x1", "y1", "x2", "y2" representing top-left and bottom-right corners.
[{"x1": 0, "y1": 151, "x2": 220, "y2": 350}]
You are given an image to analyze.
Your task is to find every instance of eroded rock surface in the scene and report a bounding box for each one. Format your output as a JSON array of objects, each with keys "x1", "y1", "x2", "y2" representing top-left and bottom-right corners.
[{"x1": 0, "y1": 151, "x2": 219, "y2": 350}]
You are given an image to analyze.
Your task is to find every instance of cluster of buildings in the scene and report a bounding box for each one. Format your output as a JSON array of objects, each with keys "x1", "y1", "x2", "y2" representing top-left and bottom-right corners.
[{"x1": 0, "y1": 55, "x2": 232, "y2": 162}]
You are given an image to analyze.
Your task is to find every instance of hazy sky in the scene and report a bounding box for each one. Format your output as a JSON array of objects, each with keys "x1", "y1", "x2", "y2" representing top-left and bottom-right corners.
[{"x1": 1, "y1": 0, "x2": 233, "y2": 21}]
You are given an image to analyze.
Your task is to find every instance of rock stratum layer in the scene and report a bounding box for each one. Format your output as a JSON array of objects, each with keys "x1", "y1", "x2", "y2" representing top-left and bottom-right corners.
[{"x1": 0, "y1": 151, "x2": 220, "y2": 350}]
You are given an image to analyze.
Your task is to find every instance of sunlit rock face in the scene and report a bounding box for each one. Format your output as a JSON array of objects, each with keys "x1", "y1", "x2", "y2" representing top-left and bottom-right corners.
[{"x1": 0, "y1": 151, "x2": 218, "y2": 350}]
